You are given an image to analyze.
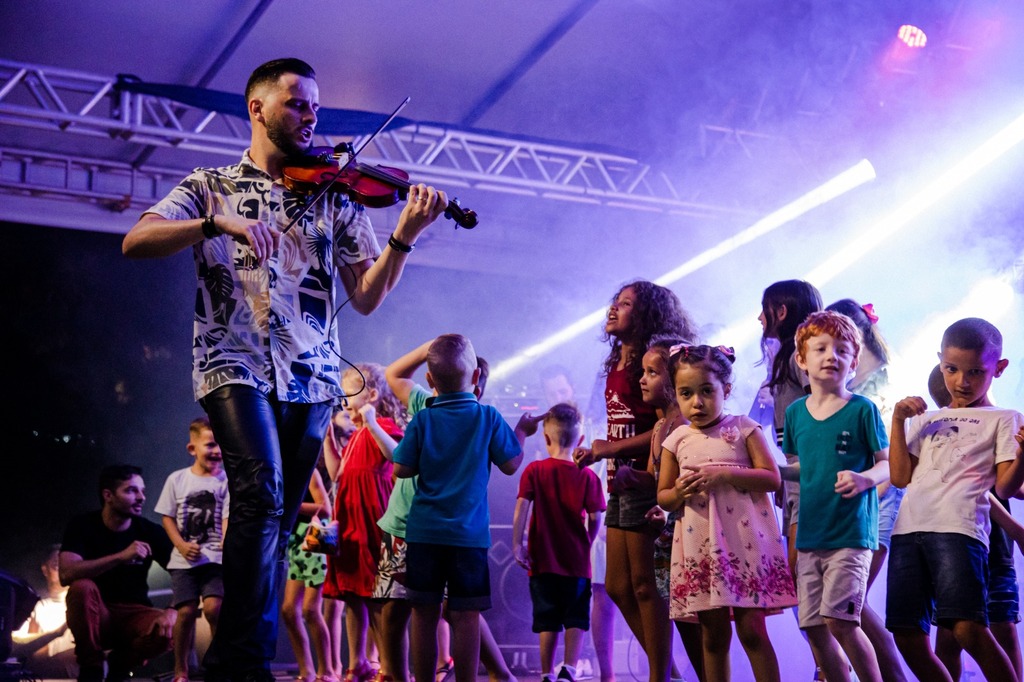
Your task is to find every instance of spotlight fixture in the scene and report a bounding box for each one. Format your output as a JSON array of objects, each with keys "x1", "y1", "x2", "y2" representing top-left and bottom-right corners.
[{"x1": 897, "y1": 24, "x2": 928, "y2": 48}]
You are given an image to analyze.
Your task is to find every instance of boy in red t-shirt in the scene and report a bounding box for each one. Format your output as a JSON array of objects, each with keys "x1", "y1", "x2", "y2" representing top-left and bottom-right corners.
[{"x1": 512, "y1": 403, "x2": 607, "y2": 682}]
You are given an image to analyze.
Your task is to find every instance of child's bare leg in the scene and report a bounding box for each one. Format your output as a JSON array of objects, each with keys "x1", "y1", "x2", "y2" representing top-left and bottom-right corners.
[
  {"x1": 992, "y1": 621, "x2": 1024, "y2": 682},
  {"x1": 564, "y1": 628, "x2": 585, "y2": 674},
  {"x1": 951, "y1": 619, "x2": 1017, "y2": 682},
  {"x1": 934, "y1": 626, "x2": 962, "y2": 681},
  {"x1": 369, "y1": 599, "x2": 411, "y2": 682},
  {"x1": 805, "y1": 624, "x2": 850, "y2": 682},
  {"x1": 411, "y1": 603, "x2": 443, "y2": 682},
  {"x1": 283, "y1": 581, "x2": 316, "y2": 679},
  {"x1": 436, "y1": 617, "x2": 452, "y2": 676},
  {"x1": 733, "y1": 608, "x2": 779, "y2": 682},
  {"x1": 623, "y1": 529, "x2": 671, "y2": 682},
  {"x1": 479, "y1": 613, "x2": 516, "y2": 682},
  {"x1": 892, "y1": 628, "x2": 954, "y2": 682},
  {"x1": 448, "y1": 608, "x2": 481, "y2": 682},
  {"x1": 673, "y1": 621, "x2": 704, "y2": 682},
  {"x1": 302, "y1": 586, "x2": 333, "y2": 679},
  {"x1": 825, "y1": 617, "x2": 881, "y2": 682},
  {"x1": 604, "y1": 528, "x2": 644, "y2": 651},
  {"x1": 172, "y1": 601, "x2": 199, "y2": 679},
  {"x1": 860, "y1": 603, "x2": 906, "y2": 682},
  {"x1": 203, "y1": 595, "x2": 222, "y2": 640},
  {"x1": 863, "y1": 548, "x2": 907, "y2": 682},
  {"x1": 539, "y1": 631, "x2": 559, "y2": 676},
  {"x1": 344, "y1": 597, "x2": 371, "y2": 676},
  {"x1": 324, "y1": 598, "x2": 344, "y2": 675},
  {"x1": 591, "y1": 584, "x2": 616, "y2": 682},
  {"x1": 697, "y1": 608, "x2": 732, "y2": 682}
]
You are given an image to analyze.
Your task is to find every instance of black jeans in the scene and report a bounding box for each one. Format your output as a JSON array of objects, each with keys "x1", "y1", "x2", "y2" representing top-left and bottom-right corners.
[{"x1": 200, "y1": 384, "x2": 331, "y2": 673}]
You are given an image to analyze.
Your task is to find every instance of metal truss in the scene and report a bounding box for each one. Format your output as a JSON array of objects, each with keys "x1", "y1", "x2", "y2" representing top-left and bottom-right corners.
[{"x1": 0, "y1": 58, "x2": 748, "y2": 219}]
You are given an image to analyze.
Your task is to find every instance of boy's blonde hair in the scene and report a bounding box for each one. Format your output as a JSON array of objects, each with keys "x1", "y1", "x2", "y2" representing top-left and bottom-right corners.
[
  {"x1": 189, "y1": 415, "x2": 212, "y2": 438},
  {"x1": 427, "y1": 333, "x2": 477, "y2": 394},
  {"x1": 795, "y1": 310, "x2": 862, "y2": 362},
  {"x1": 544, "y1": 402, "x2": 583, "y2": 449},
  {"x1": 344, "y1": 363, "x2": 408, "y2": 428}
]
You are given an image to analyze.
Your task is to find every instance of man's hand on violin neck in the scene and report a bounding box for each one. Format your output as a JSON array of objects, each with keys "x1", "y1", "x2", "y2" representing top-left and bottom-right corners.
[{"x1": 396, "y1": 184, "x2": 448, "y2": 239}]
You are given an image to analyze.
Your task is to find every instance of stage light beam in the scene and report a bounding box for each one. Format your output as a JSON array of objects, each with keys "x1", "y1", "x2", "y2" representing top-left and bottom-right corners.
[{"x1": 489, "y1": 160, "x2": 877, "y2": 382}]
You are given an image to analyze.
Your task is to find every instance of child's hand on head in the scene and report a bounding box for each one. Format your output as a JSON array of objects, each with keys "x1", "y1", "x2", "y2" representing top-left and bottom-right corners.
[
  {"x1": 893, "y1": 396, "x2": 928, "y2": 421},
  {"x1": 1015, "y1": 426, "x2": 1024, "y2": 454},
  {"x1": 515, "y1": 412, "x2": 545, "y2": 438},
  {"x1": 835, "y1": 470, "x2": 872, "y2": 498},
  {"x1": 358, "y1": 403, "x2": 377, "y2": 424}
]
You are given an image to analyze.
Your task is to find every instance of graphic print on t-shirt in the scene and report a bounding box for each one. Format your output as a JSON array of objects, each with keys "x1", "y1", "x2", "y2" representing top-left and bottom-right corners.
[{"x1": 183, "y1": 490, "x2": 218, "y2": 544}]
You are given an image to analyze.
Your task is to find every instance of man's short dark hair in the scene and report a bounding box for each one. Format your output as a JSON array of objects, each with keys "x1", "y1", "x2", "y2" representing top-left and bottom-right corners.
[
  {"x1": 98, "y1": 463, "x2": 142, "y2": 505},
  {"x1": 245, "y1": 58, "x2": 316, "y2": 102}
]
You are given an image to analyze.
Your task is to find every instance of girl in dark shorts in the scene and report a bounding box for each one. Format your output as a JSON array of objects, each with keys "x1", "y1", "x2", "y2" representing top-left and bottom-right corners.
[{"x1": 574, "y1": 280, "x2": 698, "y2": 682}]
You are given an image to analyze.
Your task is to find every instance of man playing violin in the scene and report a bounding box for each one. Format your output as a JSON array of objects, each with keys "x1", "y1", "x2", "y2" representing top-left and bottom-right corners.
[{"x1": 123, "y1": 58, "x2": 449, "y2": 682}]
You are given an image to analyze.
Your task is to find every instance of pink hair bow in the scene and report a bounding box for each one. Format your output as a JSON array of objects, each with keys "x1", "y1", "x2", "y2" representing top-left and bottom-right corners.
[
  {"x1": 861, "y1": 303, "x2": 879, "y2": 324},
  {"x1": 715, "y1": 345, "x2": 736, "y2": 362},
  {"x1": 669, "y1": 344, "x2": 688, "y2": 357}
]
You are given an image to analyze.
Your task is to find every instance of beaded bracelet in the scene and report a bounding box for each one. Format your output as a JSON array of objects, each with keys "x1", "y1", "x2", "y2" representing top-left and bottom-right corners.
[{"x1": 387, "y1": 234, "x2": 414, "y2": 253}]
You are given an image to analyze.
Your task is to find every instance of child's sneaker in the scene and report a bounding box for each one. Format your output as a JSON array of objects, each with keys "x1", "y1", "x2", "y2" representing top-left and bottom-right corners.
[
  {"x1": 557, "y1": 665, "x2": 577, "y2": 682},
  {"x1": 541, "y1": 674, "x2": 556, "y2": 682},
  {"x1": 575, "y1": 660, "x2": 593, "y2": 681}
]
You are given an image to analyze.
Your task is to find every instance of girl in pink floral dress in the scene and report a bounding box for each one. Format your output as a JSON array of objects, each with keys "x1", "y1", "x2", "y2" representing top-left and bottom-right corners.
[{"x1": 657, "y1": 345, "x2": 796, "y2": 682}]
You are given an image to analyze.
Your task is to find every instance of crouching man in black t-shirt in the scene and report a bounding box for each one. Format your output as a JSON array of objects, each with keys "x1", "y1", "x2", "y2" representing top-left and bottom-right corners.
[{"x1": 60, "y1": 464, "x2": 176, "y2": 682}]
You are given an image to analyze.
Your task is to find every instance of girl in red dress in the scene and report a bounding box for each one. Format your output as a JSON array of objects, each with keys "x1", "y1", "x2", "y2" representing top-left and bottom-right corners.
[{"x1": 324, "y1": 363, "x2": 406, "y2": 682}]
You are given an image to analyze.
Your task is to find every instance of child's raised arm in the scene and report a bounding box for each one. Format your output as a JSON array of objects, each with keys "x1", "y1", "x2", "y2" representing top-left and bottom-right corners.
[
  {"x1": 994, "y1": 425, "x2": 1024, "y2": 500},
  {"x1": 889, "y1": 396, "x2": 928, "y2": 488},
  {"x1": 385, "y1": 339, "x2": 433, "y2": 408},
  {"x1": 360, "y1": 403, "x2": 400, "y2": 461}
]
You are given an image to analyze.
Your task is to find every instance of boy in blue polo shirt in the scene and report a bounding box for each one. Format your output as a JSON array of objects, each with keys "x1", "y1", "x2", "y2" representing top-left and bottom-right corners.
[{"x1": 393, "y1": 333, "x2": 525, "y2": 682}]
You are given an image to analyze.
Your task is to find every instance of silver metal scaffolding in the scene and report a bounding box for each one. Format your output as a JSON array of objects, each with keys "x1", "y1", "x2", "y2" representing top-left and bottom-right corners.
[{"x1": 0, "y1": 58, "x2": 747, "y2": 219}]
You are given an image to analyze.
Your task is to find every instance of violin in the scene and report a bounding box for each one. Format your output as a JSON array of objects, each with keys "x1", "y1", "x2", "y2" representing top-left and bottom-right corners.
[{"x1": 283, "y1": 145, "x2": 478, "y2": 229}]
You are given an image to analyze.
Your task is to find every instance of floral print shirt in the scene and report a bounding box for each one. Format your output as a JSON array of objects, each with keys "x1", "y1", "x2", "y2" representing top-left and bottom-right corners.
[{"x1": 145, "y1": 151, "x2": 381, "y2": 403}]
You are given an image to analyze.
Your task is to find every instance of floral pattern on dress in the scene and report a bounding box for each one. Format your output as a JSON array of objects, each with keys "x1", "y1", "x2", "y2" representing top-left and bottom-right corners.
[{"x1": 671, "y1": 535, "x2": 794, "y2": 611}]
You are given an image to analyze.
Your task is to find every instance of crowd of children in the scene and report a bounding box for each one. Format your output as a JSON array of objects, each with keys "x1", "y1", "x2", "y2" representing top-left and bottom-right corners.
[{"x1": 35, "y1": 276, "x2": 1024, "y2": 682}]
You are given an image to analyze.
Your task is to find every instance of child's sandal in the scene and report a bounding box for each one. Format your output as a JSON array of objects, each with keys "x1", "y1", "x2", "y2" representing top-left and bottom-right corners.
[{"x1": 434, "y1": 658, "x2": 454, "y2": 682}]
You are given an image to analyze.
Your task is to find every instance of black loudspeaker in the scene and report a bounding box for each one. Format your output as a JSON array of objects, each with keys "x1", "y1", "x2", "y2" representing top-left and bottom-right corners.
[{"x1": 0, "y1": 570, "x2": 38, "y2": 662}]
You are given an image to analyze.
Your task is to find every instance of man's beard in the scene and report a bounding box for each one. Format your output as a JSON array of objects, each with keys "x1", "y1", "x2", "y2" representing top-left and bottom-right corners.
[{"x1": 266, "y1": 115, "x2": 311, "y2": 158}]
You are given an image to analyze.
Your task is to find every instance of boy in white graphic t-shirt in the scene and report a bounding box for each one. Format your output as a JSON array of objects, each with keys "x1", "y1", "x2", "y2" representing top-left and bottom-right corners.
[{"x1": 886, "y1": 317, "x2": 1024, "y2": 682}]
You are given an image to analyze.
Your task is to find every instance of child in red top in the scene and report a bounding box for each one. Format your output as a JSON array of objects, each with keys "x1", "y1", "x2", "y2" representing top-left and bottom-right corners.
[
  {"x1": 324, "y1": 363, "x2": 406, "y2": 682},
  {"x1": 514, "y1": 403, "x2": 606, "y2": 682}
]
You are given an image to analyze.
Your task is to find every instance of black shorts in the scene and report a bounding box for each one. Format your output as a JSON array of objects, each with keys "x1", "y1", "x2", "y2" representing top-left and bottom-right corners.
[
  {"x1": 529, "y1": 573, "x2": 592, "y2": 633},
  {"x1": 404, "y1": 542, "x2": 491, "y2": 611}
]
